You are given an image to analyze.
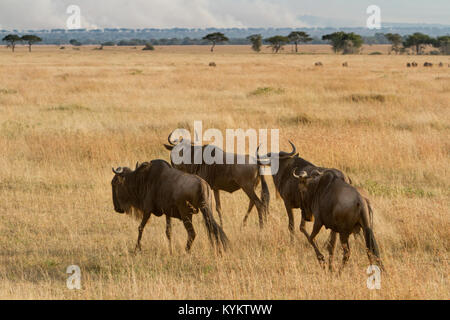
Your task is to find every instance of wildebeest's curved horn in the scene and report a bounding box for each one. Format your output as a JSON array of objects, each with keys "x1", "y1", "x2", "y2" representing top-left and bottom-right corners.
[
  {"x1": 278, "y1": 140, "x2": 297, "y2": 159},
  {"x1": 293, "y1": 168, "x2": 307, "y2": 179},
  {"x1": 135, "y1": 162, "x2": 139, "y2": 170},
  {"x1": 112, "y1": 167, "x2": 124, "y2": 174},
  {"x1": 168, "y1": 130, "x2": 184, "y2": 145},
  {"x1": 256, "y1": 144, "x2": 271, "y2": 165},
  {"x1": 167, "y1": 132, "x2": 176, "y2": 145}
]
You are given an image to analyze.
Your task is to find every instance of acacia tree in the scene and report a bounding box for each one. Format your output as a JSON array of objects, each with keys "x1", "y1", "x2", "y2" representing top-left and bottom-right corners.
[
  {"x1": 403, "y1": 33, "x2": 433, "y2": 55},
  {"x1": 2, "y1": 34, "x2": 21, "y2": 52},
  {"x1": 265, "y1": 35, "x2": 289, "y2": 53},
  {"x1": 384, "y1": 33, "x2": 403, "y2": 54},
  {"x1": 288, "y1": 31, "x2": 312, "y2": 53},
  {"x1": 343, "y1": 33, "x2": 363, "y2": 54},
  {"x1": 21, "y1": 35, "x2": 42, "y2": 52},
  {"x1": 432, "y1": 36, "x2": 450, "y2": 55},
  {"x1": 322, "y1": 32, "x2": 363, "y2": 54},
  {"x1": 202, "y1": 32, "x2": 229, "y2": 52},
  {"x1": 247, "y1": 34, "x2": 262, "y2": 52},
  {"x1": 69, "y1": 39, "x2": 82, "y2": 46}
]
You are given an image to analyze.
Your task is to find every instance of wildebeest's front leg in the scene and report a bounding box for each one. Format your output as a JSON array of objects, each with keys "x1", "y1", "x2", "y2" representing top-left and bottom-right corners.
[
  {"x1": 181, "y1": 214, "x2": 196, "y2": 252},
  {"x1": 135, "y1": 212, "x2": 151, "y2": 253},
  {"x1": 299, "y1": 216, "x2": 310, "y2": 239},
  {"x1": 327, "y1": 231, "x2": 337, "y2": 272},
  {"x1": 166, "y1": 215, "x2": 173, "y2": 255},
  {"x1": 307, "y1": 219, "x2": 325, "y2": 268},
  {"x1": 213, "y1": 190, "x2": 224, "y2": 226},
  {"x1": 284, "y1": 203, "x2": 295, "y2": 242}
]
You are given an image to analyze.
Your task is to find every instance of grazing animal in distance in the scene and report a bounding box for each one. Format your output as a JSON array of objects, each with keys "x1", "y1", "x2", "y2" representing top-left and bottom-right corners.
[
  {"x1": 407, "y1": 63, "x2": 411, "y2": 67},
  {"x1": 209, "y1": 62, "x2": 216, "y2": 67},
  {"x1": 111, "y1": 160, "x2": 229, "y2": 254},
  {"x1": 164, "y1": 132, "x2": 269, "y2": 228},
  {"x1": 343, "y1": 62, "x2": 348, "y2": 67},
  {"x1": 438, "y1": 62, "x2": 444, "y2": 67},
  {"x1": 424, "y1": 62, "x2": 433, "y2": 67},
  {"x1": 315, "y1": 62, "x2": 323, "y2": 66},
  {"x1": 292, "y1": 169, "x2": 383, "y2": 271},
  {"x1": 412, "y1": 62, "x2": 418, "y2": 67}
]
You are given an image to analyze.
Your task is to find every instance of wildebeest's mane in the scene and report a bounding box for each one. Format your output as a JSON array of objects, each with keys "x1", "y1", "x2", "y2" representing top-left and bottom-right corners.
[
  {"x1": 300, "y1": 170, "x2": 340, "y2": 216},
  {"x1": 124, "y1": 160, "x2": 171, "y2": 208}
]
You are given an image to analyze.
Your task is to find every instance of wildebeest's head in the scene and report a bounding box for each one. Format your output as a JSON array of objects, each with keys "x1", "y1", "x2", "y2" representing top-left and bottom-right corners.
[
  {"x1": 292, "y1": 168, "x2": 321, "y2": 190},
  {"x1": 111, "y1": 165, "x2": 136, "y2": 214},
  {"x1": 292, "y1": 168, "x2": 323, "y2": 221}
]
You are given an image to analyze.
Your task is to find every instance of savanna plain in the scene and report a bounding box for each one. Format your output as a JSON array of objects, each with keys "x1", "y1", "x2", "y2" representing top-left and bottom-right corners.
[{"x1": 0, "y1": 45, "x2": 448, "y2": 299}]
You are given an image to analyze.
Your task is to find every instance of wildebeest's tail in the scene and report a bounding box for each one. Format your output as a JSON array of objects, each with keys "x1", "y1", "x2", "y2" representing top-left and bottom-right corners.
[
  {"x1": 256, "y1": 147, "x2": 270, "y2": 215},
  {"x1": 359, "y1": 199, "x2": 383, "y2": 270},
  {"x1": 200, "y1": 205, "x2": 230, "y2": 252},
  {"x1": 259, "y1": 174, "x2": 270, "y2": 216}
]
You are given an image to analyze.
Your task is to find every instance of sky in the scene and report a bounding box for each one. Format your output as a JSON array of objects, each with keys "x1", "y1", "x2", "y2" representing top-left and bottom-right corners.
[{"x1": 0, "y1": 0, "x2": 449, "y2": 30}]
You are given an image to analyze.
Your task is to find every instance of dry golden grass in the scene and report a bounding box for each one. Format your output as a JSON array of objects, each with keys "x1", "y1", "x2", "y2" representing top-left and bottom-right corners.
[{"x1": 0, "y1": 45, "x2": 449, "y2": 299}]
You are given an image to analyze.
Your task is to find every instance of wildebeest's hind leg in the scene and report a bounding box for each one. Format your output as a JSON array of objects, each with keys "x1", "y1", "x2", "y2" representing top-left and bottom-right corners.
[
  {"x1": 242, "y1": 187, "x2": 265, "y2": 229},
  {"x1": 213, "y1": 190, "x2": 224, "y2": 227},
  {"x1": 135, "y1": 212, "x2": 151, "y2": 253},
  {"x1": 166, "y1": 215, "x2": 173, "y2": 255},
  {"x1": 242, "y1": 200, "x2": 254, "y2": 227},
  {"x1": 181, "y1": 213, "x2": 196, "y2": 252},
  {"x1": 307, "y1": 220, "x2": 325, "y2": 268},
  {"x1": 339, "y1": 233, "x2": 351, "y2": 271},
  {"x1": 326, "y1": 231, "x2": 337, "y2": 272}
]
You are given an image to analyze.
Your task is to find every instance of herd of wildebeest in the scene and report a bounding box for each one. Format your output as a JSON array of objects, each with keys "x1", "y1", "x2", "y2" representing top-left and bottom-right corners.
[
  {"x1": 111, "y1": 132, "x2": 384, "y2": 272},
  {"x1": 312, "y1": 61, "x2": 448, "y2": 68}
]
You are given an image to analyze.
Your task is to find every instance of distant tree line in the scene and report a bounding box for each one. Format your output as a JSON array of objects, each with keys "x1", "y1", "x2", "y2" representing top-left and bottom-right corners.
[
  {"x1": 2, "y1": 31, "x2": 449, "y2": 55},
  {"x1": 2, "y1": 34, "x2": 42, "y2": 51}
]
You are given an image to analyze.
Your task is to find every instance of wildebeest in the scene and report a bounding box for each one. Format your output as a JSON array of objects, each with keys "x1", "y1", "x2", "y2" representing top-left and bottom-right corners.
[
  {"x1": 164, "y1": 132, "x2": 269, "y2": 228},
  {"x1": 111, "y1": 160, "x2": 229, "y2": 253},
  {"x1": 292, "y1": 169, "x2": 382, "y2": 271},
  {"x1": 209, "y1": 62, "x2": 217, "y2": 67},
  {"x1": 407, "y1": 63, "x2": 411, "y2": 68},
  {"x1": 342, "y1": 62, "x2": 348, "y2": 67},
  {"x1": 315, "y1": 62, "x2": 323, "y2": 66},
  {"x1": 256, "y1": 141, "x2": 351, "y2": 239},
  {"x1": 424, "y1": 62, "x2": 433, "y2": 67},
  {"x1": 439, "y1": 62, "x2": 444, "y2": 67},
  {"x1": 412, "y1": 62, "x2": 418, "y2": 67}
]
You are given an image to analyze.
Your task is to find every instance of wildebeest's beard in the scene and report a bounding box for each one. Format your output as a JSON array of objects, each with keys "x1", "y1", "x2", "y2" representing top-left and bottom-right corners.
[{"x1": 111, "y1": 174, "x2": 131, "y2": 214}]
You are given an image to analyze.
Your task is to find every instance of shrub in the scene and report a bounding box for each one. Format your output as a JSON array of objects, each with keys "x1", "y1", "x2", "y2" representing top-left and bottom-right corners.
[{"x1": 143, "y1": 43, "x2": 155, "y2": 51}]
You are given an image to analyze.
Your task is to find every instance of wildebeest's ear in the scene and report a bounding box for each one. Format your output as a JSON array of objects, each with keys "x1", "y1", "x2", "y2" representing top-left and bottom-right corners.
[
  {"x1": 164, "y1": 144, "x2": 174, "y2": 151},
  {"x1": 311, "y1": 169, "x2": 323, "y2": 177}
]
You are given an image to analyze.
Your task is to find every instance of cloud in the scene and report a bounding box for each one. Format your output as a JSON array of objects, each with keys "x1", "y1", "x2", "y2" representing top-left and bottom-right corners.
[
  {"x1": 0, "y1": 0, "x2": 308, "y2": 29},
  {"x1": 0, "y1": 0, "x2": 448, "y2": 30}
]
